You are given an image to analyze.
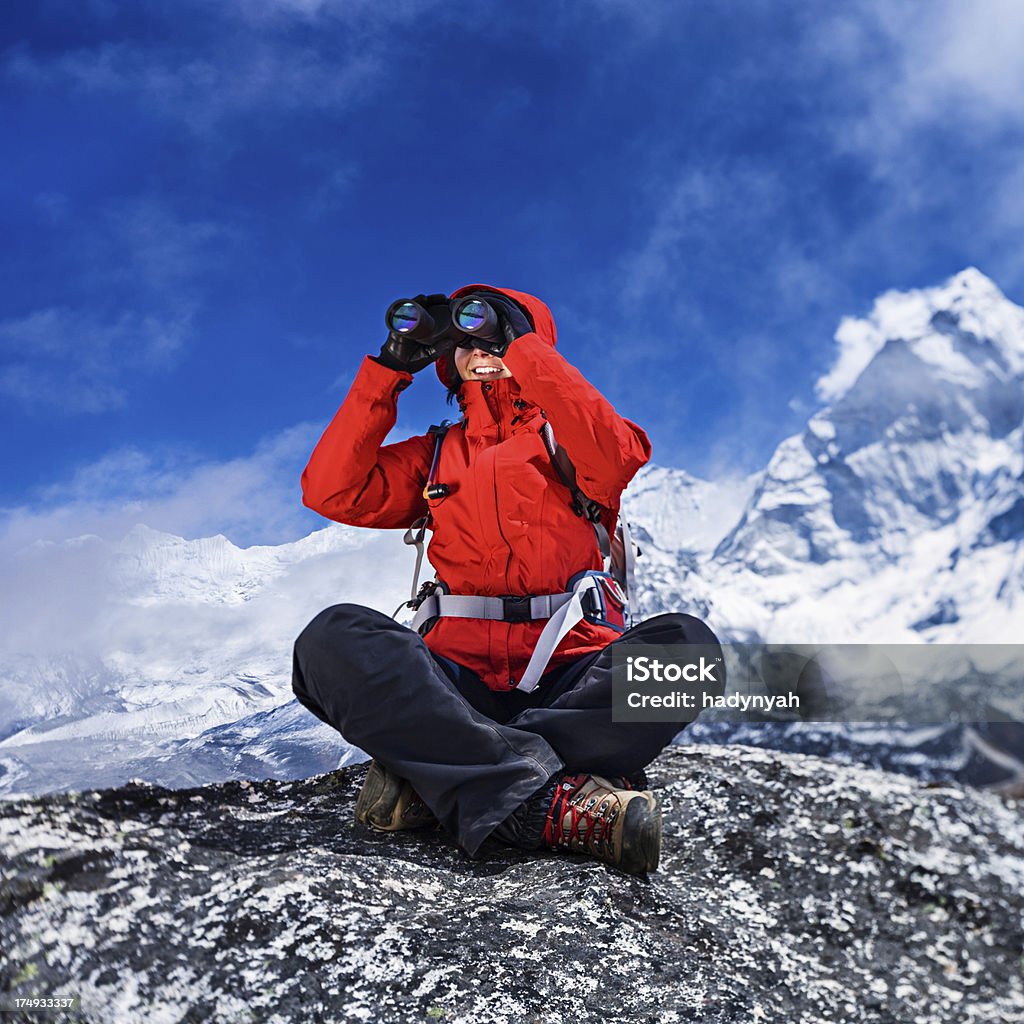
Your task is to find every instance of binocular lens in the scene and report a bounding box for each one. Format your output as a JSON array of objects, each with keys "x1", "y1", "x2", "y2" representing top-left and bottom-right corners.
[
  {"x1": 454, "y1": 299, "x2": 489, "y2": 333},
  {"x1": 389, "y1": 302, "x2": 422, "y2": 334}
]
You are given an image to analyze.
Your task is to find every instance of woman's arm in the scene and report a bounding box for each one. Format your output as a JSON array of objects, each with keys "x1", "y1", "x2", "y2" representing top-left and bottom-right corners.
[
  {"x1": 301, "y1": 356, "x2": 434, "y2": 529},
  {"x1": 502, "y1": 334, "x2": 652, "y2": 506}
]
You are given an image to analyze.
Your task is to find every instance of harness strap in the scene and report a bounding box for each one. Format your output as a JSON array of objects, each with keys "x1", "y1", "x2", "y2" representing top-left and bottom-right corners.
[
  {"x1": 409, "y1": 591, "x2": 575, "y2": 633},
  {"x1": 409, "y1": 575, "x2": 606, "y2": 693},
  {"x1": 517, "y1": 575, "x2": 603, "y2": 692}
]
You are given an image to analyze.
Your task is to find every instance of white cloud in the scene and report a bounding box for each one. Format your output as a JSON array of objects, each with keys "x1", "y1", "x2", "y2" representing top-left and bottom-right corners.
[
  {"x1": 618, "y1": 169, "x2": 718, "y2": 305},
  {"x1": 5, "y1": 39, "x2": 378, "y2": 134},
  {"x1": 816, "y1": 314, "x2": 886, "y2": 404},
  {"x1": 0, "y1": 307, "x2": 190, "y2": 413},
  {"x1": 616, "y1": 164, "x2": 800, "y2": 312},
  {"x1": 1, "y1": 196, "x2": 231, "y2": 414},
  {"x1": 607, "y1": 1, "x2": 1024, "y2": 305},
  {"x1": 0, "y1": 423, "x2": 324, "y2": 556},
  {"x1": 887, "y1": 0, "x2": 1024, "y2": 120},
  {"x1": 806, "y1": 1, "x2": 1024, "y2": 172},
  {"x1": 3, "y1": 0, "x2": 450, "y2": 135},
  {"x1": 96, "y1": 198, "x2": 231, "y2": 297}
]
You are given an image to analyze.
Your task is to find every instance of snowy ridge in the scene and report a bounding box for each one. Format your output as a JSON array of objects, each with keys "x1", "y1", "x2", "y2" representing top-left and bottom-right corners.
[
  {"x1": 818, "y1": 267, "x2": 1024, "y2": 402},
  {"x1": 620, "y1": 464, "x2": 758, "y2": 555},
  {"x1": 113, "y1": 522, "x2": 370, "y2": 606},
  {"x1": 690, "y1": 269, "x2": 1024, "y2": 643},
  {"x1": 1, "y1": 268, "x2": 1022, "y2": 797},
  {"x1": 0, "y1": 523, "x2": 417, "y2": 796}
]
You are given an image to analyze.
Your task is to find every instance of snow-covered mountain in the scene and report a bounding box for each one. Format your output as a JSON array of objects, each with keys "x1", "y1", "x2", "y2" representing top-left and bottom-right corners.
[
  {"x1": 625, "y1": 267, "x2": 1024, "y2": 646},
  {"x1": 0, "y1": 524, "x2": 413, "y2": 796},
  {"x1": 622, "y1": 268, "x2": 1024, "y2": 787},
  {"x1": 710, "y1": 268, "x2": 1023, "y2": 643},
  {"x1": 1, "y1": 268, "x2": 1022, "y2": 798}
]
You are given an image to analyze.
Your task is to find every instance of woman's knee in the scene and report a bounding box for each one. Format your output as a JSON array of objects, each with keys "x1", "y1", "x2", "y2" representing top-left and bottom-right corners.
[
  {"x1": 294, "y1": 601, "x2": 425, "y2": 699},
  {"x1": 295, "y1": 602, "x2": 385, "y2": 655},
  {"x1": 294, "y1": 603, "x2": 377, "y2": 689},
  {"x1": 632, "y1": 612, "x2": 722, "y2": 648}
]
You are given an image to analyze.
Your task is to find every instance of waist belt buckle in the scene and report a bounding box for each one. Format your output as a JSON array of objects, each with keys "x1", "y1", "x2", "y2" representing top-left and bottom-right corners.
[
  {"x1": 501, "y1": 595, "x2": 533, "y2": 623},
  {"x1": 582, "y1": 591, "x2": 601, "y2": 624}
]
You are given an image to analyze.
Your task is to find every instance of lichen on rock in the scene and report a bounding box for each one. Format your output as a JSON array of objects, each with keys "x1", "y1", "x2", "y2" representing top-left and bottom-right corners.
[{"x1": 1, "y1": 746, "x2": 1022, "y2": 1023}]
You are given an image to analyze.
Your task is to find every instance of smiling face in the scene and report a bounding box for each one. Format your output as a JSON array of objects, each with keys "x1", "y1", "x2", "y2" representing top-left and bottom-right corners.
[{"x1": 453, "y1": 343, "x2": 513, "y2": 382}]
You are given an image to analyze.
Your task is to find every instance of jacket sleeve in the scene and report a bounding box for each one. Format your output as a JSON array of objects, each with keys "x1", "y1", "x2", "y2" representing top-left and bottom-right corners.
[
  {"x1": 301, "y1": 356, "x2": 434, "y2": 529},
  {"x1": 502, "y1": 333, "x2": 652, "y2": 506}
]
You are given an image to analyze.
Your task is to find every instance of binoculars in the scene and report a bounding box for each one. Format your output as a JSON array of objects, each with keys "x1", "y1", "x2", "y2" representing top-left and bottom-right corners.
[{"x1": 385, "y1": 294, "x2": 505, "y2": 347}]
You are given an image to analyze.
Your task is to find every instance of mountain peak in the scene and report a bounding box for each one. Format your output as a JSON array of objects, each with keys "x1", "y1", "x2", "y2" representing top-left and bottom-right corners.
[{"x1": 817, "y1": 267, "x2": 1024, "y2": 404}]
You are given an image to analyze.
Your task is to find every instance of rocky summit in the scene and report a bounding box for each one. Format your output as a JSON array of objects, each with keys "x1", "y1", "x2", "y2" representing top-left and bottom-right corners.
[{"x1": 2, "y1": 745, "x2": 1023, "y2": 1024}]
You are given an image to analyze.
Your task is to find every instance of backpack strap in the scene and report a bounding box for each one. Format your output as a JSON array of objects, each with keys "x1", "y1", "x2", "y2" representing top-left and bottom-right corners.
[
  {"x1": 617, "y1": 518, "x2": 638, "y2": 622},
  {"x1": 401, "y1": 421, "x2": 453, "y2": 605},
  {"x1": 540, "y1": 421, "x2": 640, "y2": 625},
  {"x1": 540, "y1": 421, "x2": 611, "y2": 560}
]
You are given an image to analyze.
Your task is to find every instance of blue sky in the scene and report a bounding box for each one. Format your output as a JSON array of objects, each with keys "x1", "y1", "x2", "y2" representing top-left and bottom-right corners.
[{"x1": 3, "y1": 0, "x2": 1024, "y2": 549}]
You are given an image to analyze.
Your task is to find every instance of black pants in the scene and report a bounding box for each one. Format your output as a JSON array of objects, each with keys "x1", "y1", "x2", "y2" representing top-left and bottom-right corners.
[{"x1": 292, "y1": 605, "x2": 720, "y2": 856}]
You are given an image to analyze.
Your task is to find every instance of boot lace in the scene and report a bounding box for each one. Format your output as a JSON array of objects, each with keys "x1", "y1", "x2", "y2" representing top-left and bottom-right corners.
[{"x1": 542, "y1": 774, "x2": 619, "y2": 853}]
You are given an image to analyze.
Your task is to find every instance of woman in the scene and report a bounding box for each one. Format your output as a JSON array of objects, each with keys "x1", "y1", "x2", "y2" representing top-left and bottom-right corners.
[{"x1": 292, "y1": 284, "x2": 721, "y2": 875}]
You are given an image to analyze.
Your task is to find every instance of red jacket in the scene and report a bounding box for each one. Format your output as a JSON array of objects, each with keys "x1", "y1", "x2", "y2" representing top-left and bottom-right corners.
[{"x1": 301, "y1": 285, "x2": 652, "y2": 691}]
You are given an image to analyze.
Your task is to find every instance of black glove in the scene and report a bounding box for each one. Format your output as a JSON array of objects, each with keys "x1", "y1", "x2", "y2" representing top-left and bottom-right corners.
[
  {"x1": 376, "y1": 293, "x2": 456, "y2": 374},
  {"x1": 459, "y1": 291, "x2": 533, "y2": 357}
]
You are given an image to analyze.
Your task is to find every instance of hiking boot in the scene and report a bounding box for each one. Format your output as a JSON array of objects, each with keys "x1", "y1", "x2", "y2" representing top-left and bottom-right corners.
[
  {"x1": 354, "y1": 760, "x2": 437, "y2": 832},
  {"x1": 542, "y1": 772, "x2": 661, "y2": 875}
]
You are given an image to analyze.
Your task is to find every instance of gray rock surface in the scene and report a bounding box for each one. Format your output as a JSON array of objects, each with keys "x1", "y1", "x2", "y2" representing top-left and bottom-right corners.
[{"x1": 2, "y1": 745, "x2": 1023, "y2": 1023}]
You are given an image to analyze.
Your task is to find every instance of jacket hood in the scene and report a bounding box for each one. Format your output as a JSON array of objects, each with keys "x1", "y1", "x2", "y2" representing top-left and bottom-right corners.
[{"x1": 435, "y1": 284, "x2": 557, "y2": 390}]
